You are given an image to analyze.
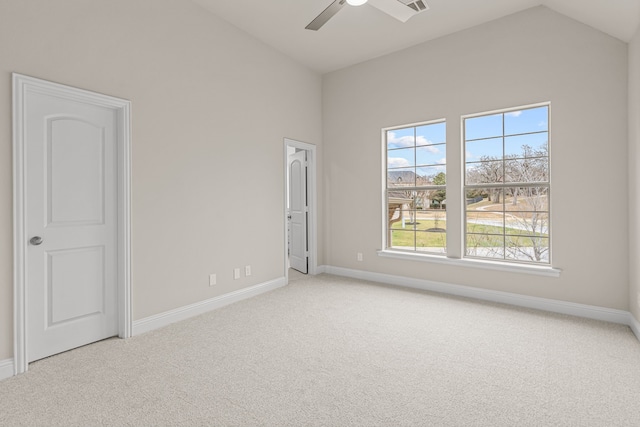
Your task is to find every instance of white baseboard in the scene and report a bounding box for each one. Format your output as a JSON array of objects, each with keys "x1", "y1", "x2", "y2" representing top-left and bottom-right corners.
[
  {"x1": 629, "y1": 313, "x2": 640, "y2": 341},
  {"x1": 324, "y1": 266, "x2": 631, "y2": 326},
  {"x1": 315, "y1": 265, "x2": 327, "y2": 274},
  {"x1": 0, "y1": 358, "x2": 14, "y2": 381},
  {"x1": 133, "y1": 277, "x2": 287, "y2": 336}
]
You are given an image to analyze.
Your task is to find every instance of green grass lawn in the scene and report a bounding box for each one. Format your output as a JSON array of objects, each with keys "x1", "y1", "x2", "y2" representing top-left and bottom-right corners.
[
  {"x1": 391, "y1": 221, "x2": 548, "y2": 248},
  {"x1": 390, "y1": 219, "x2": 446, "y2": 248}
]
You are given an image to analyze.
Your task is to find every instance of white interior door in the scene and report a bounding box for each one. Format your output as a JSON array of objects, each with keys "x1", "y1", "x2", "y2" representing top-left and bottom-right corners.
[
  {"x1": 288, "y1": 150, "x2": 308, "y2": 274},
  {"x1": 25, "y1": 87, "x2": 119, "y2": 362}
]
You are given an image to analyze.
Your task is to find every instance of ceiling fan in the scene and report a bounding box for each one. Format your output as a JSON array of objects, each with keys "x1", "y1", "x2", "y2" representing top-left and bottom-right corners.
[{"x1": 305, "y1": 0, "x2": 429, "y2": 31}]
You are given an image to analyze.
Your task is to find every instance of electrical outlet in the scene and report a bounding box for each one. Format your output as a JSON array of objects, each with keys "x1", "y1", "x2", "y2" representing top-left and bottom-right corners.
[
  {"x1": 245, "y1": 265, "x2": 252, "y2": 276},
  {"x1": 357, "y1": 252, "x2": 363, "y2": 262},
  {"x1": 209, "y1": 274, "x2": 217, "y2": 286},
  {"x1": 233, "y1": 268, "x2": 240, "y2": 280}
]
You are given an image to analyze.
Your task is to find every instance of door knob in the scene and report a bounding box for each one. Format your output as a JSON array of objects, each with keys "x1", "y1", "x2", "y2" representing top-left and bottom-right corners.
[{"x1": 29, "y1": 236, "x2": 43, "y2": 246}]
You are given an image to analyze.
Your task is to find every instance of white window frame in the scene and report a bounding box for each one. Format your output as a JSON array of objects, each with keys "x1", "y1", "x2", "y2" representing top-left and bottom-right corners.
[
  {"x1": 379, "y1": 103, "x2": 561, "y2": 277},
  {"x1": 382, "y1": 119, "x2": 447, "y2": 255},
  {"x1": 463, "y1": 103, "x2": 551, "y2": 265}
]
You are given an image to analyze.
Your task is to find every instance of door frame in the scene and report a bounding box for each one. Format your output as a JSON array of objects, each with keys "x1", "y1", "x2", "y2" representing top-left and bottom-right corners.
[
  {"x1": 12, "y1": 73, "x2": 132, "y2": 375},
  {"x1": 283, "y1": 138, "x2": 317, "y2": 281}
]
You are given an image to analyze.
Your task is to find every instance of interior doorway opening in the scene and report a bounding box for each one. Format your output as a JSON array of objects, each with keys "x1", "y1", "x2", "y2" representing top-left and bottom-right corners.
[{"x1": 284, "y1": 138, "x2": 317, "y2": 282}]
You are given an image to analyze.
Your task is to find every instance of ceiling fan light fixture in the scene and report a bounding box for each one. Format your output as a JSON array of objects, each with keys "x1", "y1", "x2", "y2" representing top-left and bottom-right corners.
[{"x1": 346, "y1": 0, "x2": 368, "y2": 6}]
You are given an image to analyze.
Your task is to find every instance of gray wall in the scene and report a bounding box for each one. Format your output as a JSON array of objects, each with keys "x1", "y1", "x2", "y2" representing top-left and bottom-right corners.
[
  {"x1": 0, "y1": 1, "x2": 636, "y2": 364},
  {"x1": 322, "y1": 7, "x2": 629, "y2": 309},
  {"x1": 630, "y1": 25, "x2": 640, "y2": 322},
  {"x1": 0, "y1": 0, "x2": 323, "y2": 360}
]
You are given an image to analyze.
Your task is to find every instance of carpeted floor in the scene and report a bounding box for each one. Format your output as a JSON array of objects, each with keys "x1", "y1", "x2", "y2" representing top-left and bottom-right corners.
[{"x1": 1, "y1": 273, "x2": 640, "y2": 426}]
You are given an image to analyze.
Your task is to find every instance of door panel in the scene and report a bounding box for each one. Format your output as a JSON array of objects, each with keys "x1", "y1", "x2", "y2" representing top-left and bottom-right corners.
[
  {"x1": 48, "y1": 118, "x2": 105, "y2": 225},
  {"x1": 48, "y1": 246, "x2": 105, "y2": 325},
  {"x1": 26, "y1": 90, "x2": 118, "y2": 363},
  {"x1": 289, "y1": 150, "x2": 308, "y2": 274}
]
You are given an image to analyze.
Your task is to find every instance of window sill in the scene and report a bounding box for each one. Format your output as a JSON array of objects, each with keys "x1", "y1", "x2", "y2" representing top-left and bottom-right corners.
[{"x1": 377, "y1": 250, "x2": 562, "y2": 277}]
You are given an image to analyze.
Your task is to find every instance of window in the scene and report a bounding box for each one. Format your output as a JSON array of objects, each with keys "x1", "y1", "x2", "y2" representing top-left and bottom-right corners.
[
  {"x1": 464, "y1": 105, "x2": 550, "y2": 264},
  {"x1": 381, "y1": 103, "x2": 552, "y2": 271},
  {"x1": 385, "y1": 120, "x2": 446, "y2": 254}
]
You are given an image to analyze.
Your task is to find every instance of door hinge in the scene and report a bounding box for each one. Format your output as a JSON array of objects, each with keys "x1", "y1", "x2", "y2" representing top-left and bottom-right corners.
[{"x1": 304, "y1": 206, "x2": 309, "y2": 213}]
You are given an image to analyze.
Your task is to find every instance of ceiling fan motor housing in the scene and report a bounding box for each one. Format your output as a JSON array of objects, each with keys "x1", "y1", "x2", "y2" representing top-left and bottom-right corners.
[{"x1": 306, "y1": 0, "x2": 429, "y2": 31}]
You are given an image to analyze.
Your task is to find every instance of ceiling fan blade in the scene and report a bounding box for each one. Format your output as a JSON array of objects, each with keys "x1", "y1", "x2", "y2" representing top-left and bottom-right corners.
[{"x1": 305, "y1": 0, "x2": 347, "y2": 31}]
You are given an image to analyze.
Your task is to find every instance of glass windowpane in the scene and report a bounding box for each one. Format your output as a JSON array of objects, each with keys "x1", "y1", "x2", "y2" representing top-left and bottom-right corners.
[
  {"x1": 467, "y1": 211, "x2": 504, "y2": 234},
  {"x1": 504, "y1": 106, "x2": 548, "y2": 136},
  {"x1": 386, "y1": 120, "x2": 446, "y2": 255},
  {"x1": 465, "y1": 114, "x2": 503, "y2": 140},
  {"x1": 388, "y1": 147, "x2": 415, "y2": 169},
  {"x1": 416, "y1": 122, "x2": 446, "y2": 146},
  {"x1": 416, "y1": 144, "x2": 445, "y2": 167},
  {"x1": 505, "y1": 133, "x2": 548, "y2": 158},
  {"x1": 423, "y1": 188, "x2": 446, "y2": 210},
  {"x1": 465, "y1": 234, "x2": 505, "y2": 259},
  {"x1": 387, "y1": 127, "x2": 415, "y2": 149},
  {"x1": 503, "y1": 187, "x2": 549, "y2": 211},
  {"x1": 504, "y1": 212, "x2": 549, "y2": 236},
  {"x1": 505, "y1": 159, "x2": 549, "y2": 183},
  {"x1": 390, "y1": 230, "x2": 415, "y2": 250},
  {"x1": 416, "y1": 231, "x2": 446, "y2": 253},
  {"x1": 416, "y1": 208, "x2": 446, "y2": 231},
  {"x1": 505, "y1": 236, "x2": 549, "y2": 263},
  {"x1": 387, "y1": 168, "x2": 416, "y2": 187},
  {"x1": 466, "y1": 161, "x2": 504, "y2": 184},
  {"x1": 466, "y1": 188, "x2": 504, "y2": 211},
  {"x1": 417, "y1": 166, "x2": 446, "y2": 185},
  {"x1": 465, "y1": 137, "x2": 503, "y2": 160},
  {"x1": 462, "y1": 105, "x2": 550, "y2": 265}
]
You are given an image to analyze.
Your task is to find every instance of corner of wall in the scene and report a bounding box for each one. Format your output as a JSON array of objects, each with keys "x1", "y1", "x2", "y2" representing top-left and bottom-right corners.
[
  {"x1": 629, "y1": 24, "x2": 640, "y2": 321},
  {"x1": 629, "y1": 312, "x2": 640, "y2": 341},
  {"x1": 0, "y1": 358, "x2": 14, "y2": 381}
]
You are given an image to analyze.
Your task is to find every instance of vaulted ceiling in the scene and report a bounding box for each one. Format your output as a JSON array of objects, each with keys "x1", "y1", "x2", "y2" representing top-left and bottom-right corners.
[{"x1": 192, "y1": 0, "x2": 640, "y2": 73}]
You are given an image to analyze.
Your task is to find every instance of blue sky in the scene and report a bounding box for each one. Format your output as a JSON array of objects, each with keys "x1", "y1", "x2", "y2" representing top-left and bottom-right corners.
[
  {"x1": 465, "y1": 106, "x2": 548, "y2": 162},
  {"x1": 387, "y1": 121, "x2": 446, "y2": 171},
  {"x1": 387, "y1": 106, "x2": 548, "y2": 173}
]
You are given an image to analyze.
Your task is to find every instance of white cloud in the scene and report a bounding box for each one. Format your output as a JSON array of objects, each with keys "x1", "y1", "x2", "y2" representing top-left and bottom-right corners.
[
  {"x1": 506, "y1": 111, "x2": 522, "y2": 117},
  {"x1": 387, "y1": 157, "x2": 410, "y2": 168},
  {"x1": 438, "y1": 157, "x2": 446, "y2": 165},
  {"x1": 538, "y1": 121, "x2": 547, "y2": 128},
  {"x1": 417, "y1": 144, "x2": 439, "y2": 154},
  {"x1": 387, "y1": 132, "x2": 415, "y2": 148},
  {"x1": 466, "y1": 151, "x2": 474, "y2": 159},
  {"x1": 388, "y1": 131, "x2": 438, "y2": 149},
  {"x1": 416, "y1": 136, "x2": 431, "y2": 146}
]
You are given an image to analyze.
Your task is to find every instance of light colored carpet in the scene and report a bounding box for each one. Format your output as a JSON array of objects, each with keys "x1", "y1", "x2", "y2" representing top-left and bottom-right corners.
[
  {"x1": 1, "y1": 273, "x2": 640, "y2": 426},
  {"x1": 288, "y1": 268, "x2": 307, "y2": 281}
]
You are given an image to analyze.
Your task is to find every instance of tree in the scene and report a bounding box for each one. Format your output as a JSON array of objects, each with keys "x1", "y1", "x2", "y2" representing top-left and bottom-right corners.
[
  {"x1": 467, "y1": 158, "x2": 504, "y2": 202},
  {"x1": 429, "y1": 172, "x2": 446, "y2": 207},
  {"x1": 467, "y1": 144, "x2": 549, "y2": 262},
  {"x1": 504, "y1": 186, "x2": 548, "y2": 262},
  {"x1": 433, "y1": 172, "x2": 446, "y2": 185}
]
